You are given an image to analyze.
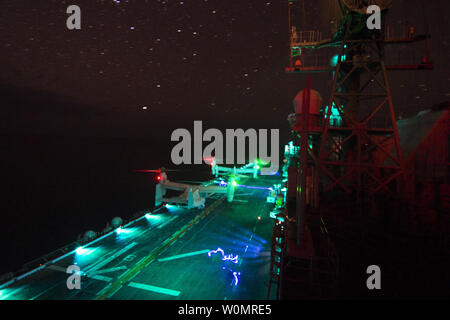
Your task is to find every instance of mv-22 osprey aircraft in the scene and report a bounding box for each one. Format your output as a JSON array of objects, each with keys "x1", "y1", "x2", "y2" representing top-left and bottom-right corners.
[
  {"x1": 135, "y1": 160, "x2": 262, "y2": 210},
  {"x1": 135, "y1": 167, "x2": 238, "y2": 210}
]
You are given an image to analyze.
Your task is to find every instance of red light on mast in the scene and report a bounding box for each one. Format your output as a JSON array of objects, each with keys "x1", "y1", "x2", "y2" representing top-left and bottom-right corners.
[{"x1": 156, "y1": 175, "x2": 161, "y2": 181}]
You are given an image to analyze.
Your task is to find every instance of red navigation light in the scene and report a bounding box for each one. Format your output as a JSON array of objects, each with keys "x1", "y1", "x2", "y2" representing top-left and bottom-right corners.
[
  {"x1": 203, "y1": 156, "x2": 214, "y2": 165},
  {"x1": 156, "y1": 175, "x2": 161, "y2": 181}
]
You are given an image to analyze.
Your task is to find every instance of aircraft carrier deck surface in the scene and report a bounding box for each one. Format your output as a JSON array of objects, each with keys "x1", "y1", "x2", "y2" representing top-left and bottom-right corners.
[{"x1": 0, "y1": 176, "x2": 281, "y2": 300}]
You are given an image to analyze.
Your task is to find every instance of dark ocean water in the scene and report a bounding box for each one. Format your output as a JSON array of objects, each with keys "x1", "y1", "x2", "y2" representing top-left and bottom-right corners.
[{"x1": 0, "y1": 134, "x2": 212, "y2": 275}]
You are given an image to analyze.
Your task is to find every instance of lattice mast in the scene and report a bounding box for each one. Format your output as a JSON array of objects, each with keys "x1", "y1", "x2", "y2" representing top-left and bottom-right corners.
[{"x1": 287, "y1": 0, "x2": 432, "y2": 199}]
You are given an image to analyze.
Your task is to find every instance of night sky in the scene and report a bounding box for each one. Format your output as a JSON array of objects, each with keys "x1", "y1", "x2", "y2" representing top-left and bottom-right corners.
[
  {"x1": 0, "y1": 0, "x2": 448, "y2": 139},
  {"x1": 0, "y1": 0, "x2": 290, "y2": 138}
]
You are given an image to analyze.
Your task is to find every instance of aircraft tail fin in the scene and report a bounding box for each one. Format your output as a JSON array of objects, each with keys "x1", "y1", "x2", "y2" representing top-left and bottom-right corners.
[
  {"x1": 227, "y1": 181, "x2": 235, "y2": 202},
  {"x1": 188, "y1": 188, "x2": 205, "y2": 209},
  {"x1": 155, "y1": 184, "x2": 164, "y2": 206},
  {"x1": 187, "y1": 188, "x2": 194, "y2": 209}
]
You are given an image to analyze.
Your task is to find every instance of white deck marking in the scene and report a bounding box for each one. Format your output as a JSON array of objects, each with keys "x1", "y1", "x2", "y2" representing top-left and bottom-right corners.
[
  {"x1": 90, "y1": 275, "x2": 113, "y2": 282},
  {"x1": 96, "y1": 283, "x2": 112, "y2": 297},
  {"x1": 0, "y1": 287, "x2": 24, "y2": 300},
  {"x1": 47, "y1": 265, "x2": 68, "y2": 273},
  {"x1": 96, "y1": 278, "x2": 181, "y2": 298},
  {"x1": 86, "y1": 241, "x2": 138, "y2": 274},
  {"x1": 157, "y1": 249, "x2": 210, "y2": 262},
  {"x1": 157, "y1": 215, "x2": 178, "y2": 229},
  {"x1": 30, "y1": 283, "x2": 60, "y2": 300},
  {"x1": 128, "y1": 282, "x2": 181, "y2": 297},
  {"x1": 91, "y1": 266, "x2": 127, "y2": 275}
]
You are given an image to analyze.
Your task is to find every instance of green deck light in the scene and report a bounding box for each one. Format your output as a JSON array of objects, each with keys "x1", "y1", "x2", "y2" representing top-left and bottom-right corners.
[
  {"x1": 76, "y1": 247, "x2": 93, "y2": 255},
  {"x1": 116, "y1": 227, "x2": 131, "y2": 235}
]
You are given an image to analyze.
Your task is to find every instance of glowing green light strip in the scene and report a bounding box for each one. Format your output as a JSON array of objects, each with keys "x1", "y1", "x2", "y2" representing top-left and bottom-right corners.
[
  {"x1": 128, "y1": 282, "x2": 181, "y2": 297},
  {"x1": 157, "y1": 249, "x2": 210, "y2": 262},
  {"x1": 90, "y1": 275, "x2": 112, "y2": 282},
  {"x1": 157, "y1": 215, "x2": 178, "y2": 229},
  {"x1": 0, "y1": 287, "x2": 23, "y2": 300}
]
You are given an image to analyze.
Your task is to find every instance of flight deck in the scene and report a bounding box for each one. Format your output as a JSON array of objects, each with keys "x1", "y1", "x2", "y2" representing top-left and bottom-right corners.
[{"x1": 0, "y1": 177, "x2": 281, "y2": 300}]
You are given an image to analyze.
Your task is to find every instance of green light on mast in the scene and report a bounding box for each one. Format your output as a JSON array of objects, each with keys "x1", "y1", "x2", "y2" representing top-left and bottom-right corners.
[
  {"x1": 330, "y1": 54, "x2": 346, "y2": 67},
  {"x1": 324, "y1": 102, "x2": 342, "y2": 126}
]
